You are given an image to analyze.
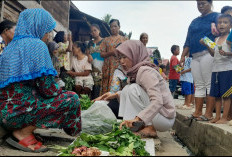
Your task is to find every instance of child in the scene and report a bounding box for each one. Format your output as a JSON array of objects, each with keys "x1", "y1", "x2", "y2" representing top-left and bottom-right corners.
[
  {"x1": 201, "y1": 14, "x2": 232, "y2": 124},
  {"x1": 169, "y1": 45, "x2": 180, "y2": 96},
  {"x1": 212, "y1": 6, "x2": 232, "y2": 36},
  {"x1": 160, "y1": 64, "x2": 168, "y2": 81},
  {"x1": 179, "y1": 53, "x2": 194, "y2": 110},
  {"x1": 221, "y1": 6, "x2": 232, "y2": 16},
  {"x1": 67, "y1": 41, "x2": 94, "y2": 96}
]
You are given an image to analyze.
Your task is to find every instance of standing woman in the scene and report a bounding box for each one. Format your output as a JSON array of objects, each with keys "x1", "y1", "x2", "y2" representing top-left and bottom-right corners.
[
  {"x1": 180, "y1": 0, "x2": 219, "y2": 121},
  {"x1": 140, "y1": 32, "x2": 153, "y2": 57},
  {"x1": 100, "y1": 19, "x2": 127, "y2": 95},
  {"x1": 0, "y1": 20, "x2": 16, "y2": 54},
  {"x1": 86, "y1": 24, "x2": 104, "y2": 99}
]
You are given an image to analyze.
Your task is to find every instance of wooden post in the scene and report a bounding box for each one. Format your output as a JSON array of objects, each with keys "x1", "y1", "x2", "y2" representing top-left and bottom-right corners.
[
  {"x1": 101, "y1": 23, "x2": 111, "y2": 36},
  {"x1": 0, "y1": 0, "x2": 5, "y2": 22}
]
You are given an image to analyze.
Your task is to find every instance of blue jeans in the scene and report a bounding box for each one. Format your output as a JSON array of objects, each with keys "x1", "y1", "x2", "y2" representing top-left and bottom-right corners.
[{"x1": 169, "y1": 79, "x2": 178, "y2": 93}]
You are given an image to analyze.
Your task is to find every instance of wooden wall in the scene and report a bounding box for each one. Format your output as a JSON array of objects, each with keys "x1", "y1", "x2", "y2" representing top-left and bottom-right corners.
[
  {"x1": 41, "y1": 0, "x2": 70, "y2": 29},
  {"x1": 2, "y1": 0, "x2": 24, "y2": 23}
]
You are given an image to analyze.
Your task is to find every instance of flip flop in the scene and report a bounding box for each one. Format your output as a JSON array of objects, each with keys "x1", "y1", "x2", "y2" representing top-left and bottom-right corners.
[
  {"x1": 6, "y1": 134, "x2": 48, "y2": 153},
  {"x1": 183, "y1": 114, "x2": 198, "y2": 127},
  {"x1": 195, "y1": 115, "x2": 213, "y2": 122},
  {"x1": 183, "y1": 114, "x2": 197, "y2": 121}
]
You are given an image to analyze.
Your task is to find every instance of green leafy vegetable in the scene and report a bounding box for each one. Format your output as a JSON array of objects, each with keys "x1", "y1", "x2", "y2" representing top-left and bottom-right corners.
[
  {"x1": 80, "y1": 94, "x2": 93, "y2": 110},
  {"x1": 64, "y1": 76, "x2": 75, "y2": 91},
  {"x1": 58, "y1": 123, "x2": 150, "y2": 156}
]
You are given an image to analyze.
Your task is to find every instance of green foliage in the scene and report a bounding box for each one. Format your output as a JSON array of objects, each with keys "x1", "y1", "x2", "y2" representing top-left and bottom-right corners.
[
  {"x1": 64, "y1": 76, "x2": 75, "y2": 91},
  {"x1": 102, "y1": 14, "x2": 112, "y2": 25},
  {"x1": 58, "y1": 123, "x2": 150, "y2": 156},
  {"x1": 79, "y1": 94, "x2": 93, "y2": 110}
]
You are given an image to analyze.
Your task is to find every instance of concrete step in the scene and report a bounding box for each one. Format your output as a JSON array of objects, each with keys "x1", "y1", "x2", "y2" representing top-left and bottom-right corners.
[{"x1": 173, "y1": 99, "x2": 232, "y2": 156}]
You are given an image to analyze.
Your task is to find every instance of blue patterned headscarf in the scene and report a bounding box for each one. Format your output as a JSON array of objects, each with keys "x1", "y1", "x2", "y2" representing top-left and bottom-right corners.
[{"x1": 0, "y1": 8, "x2": 57, "y2": 88}]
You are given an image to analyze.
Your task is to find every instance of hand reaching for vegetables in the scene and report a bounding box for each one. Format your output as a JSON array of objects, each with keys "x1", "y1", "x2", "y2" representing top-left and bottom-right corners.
[
  {"x1": 120, "y1": 117, "x2": 144, "y2": 131},
  {"x1": 93, "y1": 92, "x2": 118, "y2": 102}
]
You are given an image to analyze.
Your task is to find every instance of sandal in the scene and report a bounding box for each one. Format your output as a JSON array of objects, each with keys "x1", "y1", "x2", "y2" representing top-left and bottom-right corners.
[
  {"x1": 183, "y1": 114, "x2": 198, "y2": 127},
  {"x1": 6, "y1": 134, "x2": 48, "y2": 153},
  {"x1": 183, "y1": 114, "x2": 198, "y2": 121},
  {"x1": 195, "y1": 115, "x2": 213, "y2": 122}
]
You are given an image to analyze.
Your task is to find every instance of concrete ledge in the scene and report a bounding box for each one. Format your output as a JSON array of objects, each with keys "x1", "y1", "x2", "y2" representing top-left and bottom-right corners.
[
  {"x1": 0, "y1": 126, "x2": 7, "y2": 145},
  {"x1": 173, "y1": 109, "x2": 232, "y2": 156},
  {"x1": 0, "y1": 126, "x2": 7, "y2": 138}
]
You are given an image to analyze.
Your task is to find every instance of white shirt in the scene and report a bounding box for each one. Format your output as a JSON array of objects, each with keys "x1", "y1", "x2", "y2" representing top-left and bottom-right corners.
[
  {"x1": 212, "y1": 37, "x2": 232, "y2": 72},
  {"x1": 180, "y1": 57, "x2": 193, "y2": 83},
  {"x1": 71, "y1": 55, "x2": 92, "y2": 79}
]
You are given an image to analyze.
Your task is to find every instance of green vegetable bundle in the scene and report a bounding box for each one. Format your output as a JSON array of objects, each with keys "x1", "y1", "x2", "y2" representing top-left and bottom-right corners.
[
  {"x1": 58, "y1": 123, "x2": 150, "y2": 156},
  {"x1": 80, "y1": 94, "x2": 93, "y2": 110},
  {"x1": 64, "y1": 75, "x2": 75, "y2": 91}
]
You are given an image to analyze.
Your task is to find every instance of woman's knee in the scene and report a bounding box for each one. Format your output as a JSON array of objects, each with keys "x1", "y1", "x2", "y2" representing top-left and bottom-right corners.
[
  {"x1": 152, "y1": 113, "x2": 175, "y2": 132},
  {"x1": 62, "y1": 91, "x2": 80, "y2": 103},
  {"x1": 127, "y1": 84, "x2": 141, "y2": 96}
]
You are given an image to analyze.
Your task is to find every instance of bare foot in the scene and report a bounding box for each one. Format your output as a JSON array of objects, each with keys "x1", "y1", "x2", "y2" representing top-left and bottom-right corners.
[
  {"x1": 13, "y1": 130, "x2": 46, "y2": 151},
  {"x1": 209, "y1": 117, "x2": 220, "y2": 123},
  {"x1": 134, "y1": 125, "x2": 157, "y2": 138},
  {"x1": 216, "y1": 118, "x2": 228, "y2": 124},
  {"x1": 227, "y1": 116, "x2": 232, "y2": 121}
]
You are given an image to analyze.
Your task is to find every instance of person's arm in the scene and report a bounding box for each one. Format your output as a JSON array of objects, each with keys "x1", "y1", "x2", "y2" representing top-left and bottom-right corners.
[
  {"x1": 136, "y1": 67, "x2": 164, "y2": 125},
  {"x1": 227, "y1": 31, "x2": 232, "y2": 46},
  {"x1": 67, "y1": 70, "x2": 91, "y2": 77},
  {"x1": 86, "y1": 42, "x2": 94, "y2": 63},
  {"x1": 35, "y1": 75, "x2": 62, "y2": 98},
  {"x1": 180, "y1": 68, "x2": 191, "y2": 75},
  {"x1": 219, "y1": 50, "x2": 232, "y2": 56},
  {"x1": 66, "y1": 32, "x2": 73, "y2": 52},
  {"x1": 180, "y1": 26, "x2": 191, "y2": 63},
  {"x1": 101, "y1": 50, "x2": 116, "y2": 58},
  {"x1": 93, "y1": 92, "x2": 119, "y2": 102},
  {"x1": 100, "y1": 39, "x2": 116, "y2": 58},
  {"x1": 86, "y1": 48, "x2": 93, "y2": 63},
  {"x1": 75, "y1": 70, "x2": 91, "y2": 77},
  {"x1": 180, "y1": 47, "x2": 189, "y2": 64},
  {"x1": 211, "y1": 23, "x2": 219, "y2": 36}
]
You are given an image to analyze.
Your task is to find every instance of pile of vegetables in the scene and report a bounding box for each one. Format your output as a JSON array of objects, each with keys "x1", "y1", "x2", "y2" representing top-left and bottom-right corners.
[
  {"x1": 79, "y1": 94, "x2": 93, "y2": 110},
  {"x1": 58, "y1": 123, "x2": 150, "y2": 156},
  {"x1": 71, "y1": 146, "x2": 101, "y2": 156}
]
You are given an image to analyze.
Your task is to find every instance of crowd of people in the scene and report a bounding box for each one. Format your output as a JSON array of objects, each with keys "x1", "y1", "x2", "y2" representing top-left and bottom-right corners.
[
  {"x1": 0, "y1": 0, "x2": 231, "y2": 153},
  {"x1": 170, "y1": 2, "x2": 232, "y2": 125}
]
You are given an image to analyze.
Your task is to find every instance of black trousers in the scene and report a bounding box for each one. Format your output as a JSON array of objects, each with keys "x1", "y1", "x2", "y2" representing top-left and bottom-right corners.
[{"x1": 107, "y1": 98, "x2": 122, "y2": 119}]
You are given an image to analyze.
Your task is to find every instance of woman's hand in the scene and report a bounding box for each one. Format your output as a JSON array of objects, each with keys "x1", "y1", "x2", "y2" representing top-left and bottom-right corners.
[
  {"x1": 119, "y1": 117, "x2": 142, "y2": 130},
  {"x1": 211, "y1": 23, "x2": 220, "y2": 36},
  {"x1": 199, "y1": 38, "x2": 207, "y2": 47},
  {"x1": 67, "y1": 32, "x2": 72, "y2": 41},
  {"x1": 93, "y1": 92, "x2": 118, "y2": 102},
  {"x1": 180, "y1": 55, "x2": 185, "y2": 64}
]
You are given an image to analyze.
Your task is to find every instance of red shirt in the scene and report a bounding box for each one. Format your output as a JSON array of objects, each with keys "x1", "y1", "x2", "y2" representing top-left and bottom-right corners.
[{"x1": 169, "y1": 55, "x2": 180, "y2": 80}]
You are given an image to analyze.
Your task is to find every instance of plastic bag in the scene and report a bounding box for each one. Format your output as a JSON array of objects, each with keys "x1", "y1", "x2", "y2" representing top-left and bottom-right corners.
[{"x1": 81, "y1": 100, "x2": 117, "y2": 135}]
